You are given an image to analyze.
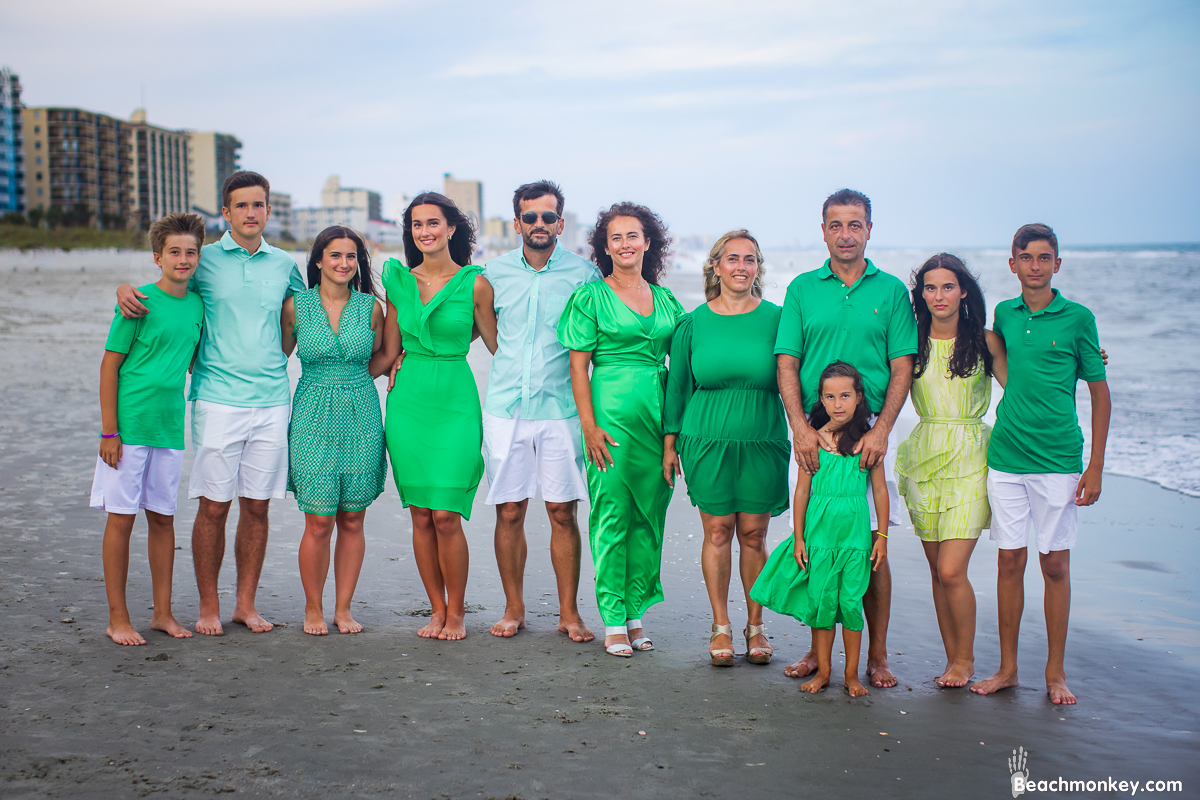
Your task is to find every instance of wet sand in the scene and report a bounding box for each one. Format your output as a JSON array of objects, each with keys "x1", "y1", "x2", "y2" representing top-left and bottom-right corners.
[{"x1": 1, "y1": 252, "x2": 1197, "y2": 798}]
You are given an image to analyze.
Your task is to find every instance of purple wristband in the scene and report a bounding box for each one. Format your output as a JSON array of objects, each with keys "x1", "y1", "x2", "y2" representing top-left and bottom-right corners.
[{"x1": 99, "y1": 432, "x2": 120, "y2": 439}]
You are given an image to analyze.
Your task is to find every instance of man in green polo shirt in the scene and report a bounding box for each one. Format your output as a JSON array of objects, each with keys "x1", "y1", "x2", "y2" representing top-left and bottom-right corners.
[
  {"x1": 970, "y1": 223, "x2": 1110, "y2": 705},
  {"x1": 775, "y1": 188, "x2": 917, "y2": 689},
  {"x1": 117, "y1": 171, "x2": 305, "y2": 637}
]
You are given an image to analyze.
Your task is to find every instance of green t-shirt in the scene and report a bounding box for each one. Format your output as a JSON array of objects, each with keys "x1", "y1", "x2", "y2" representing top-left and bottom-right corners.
[
  {"x1": 774, "y1": 259, "x2": 918, "y2": 414},
  {"x1": 104, "y1": 283, "x2": 205, "y2": 449},
  {"x1": 987, "y1": 290, "x2": 1107, "y2": 474}
]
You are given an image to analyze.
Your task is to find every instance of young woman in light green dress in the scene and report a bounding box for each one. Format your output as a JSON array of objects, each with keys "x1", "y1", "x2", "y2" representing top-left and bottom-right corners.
[
  {"x1": 559, "y1": 203, "x2": 684, "y2": 658},
  {"x1": 894, "y1": 253, "x2": 1007, "y2": 688},
  {"x1": 662, "y1": 230, "x2": 789, "y2": 667},
  {"x1": 375, "y1": 193, "x2": 498, "y2": 642},
  {"x1": 282, "y1": 226, "x2": 387, "y2": 636}
]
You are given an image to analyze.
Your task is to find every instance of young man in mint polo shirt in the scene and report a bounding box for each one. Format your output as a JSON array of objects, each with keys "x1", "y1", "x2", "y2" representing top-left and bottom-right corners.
[
  {"x1": 774, "y1": 189, "x2": 917, "y2": 688},
  {"x1": 971, "y1": 224, "x2": 1110, "y2": 705},
  {"x1": 117, "y1": 171, "x2": 305, "y2": 636},
  {"x1": 92, "y1": 213, "x2": 205, "y2": 646},
  {"x1": 480, "y1": 181, "x2": 600, "y2": 643}
]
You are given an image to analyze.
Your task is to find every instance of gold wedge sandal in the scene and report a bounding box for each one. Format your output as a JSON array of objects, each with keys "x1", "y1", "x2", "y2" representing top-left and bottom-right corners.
[
  {"x1": 710, "y1": 622, "x2": 735, "y2": 667},
  {"x1": 744, "y1": 623, "x2": 773, "y2": 665}
]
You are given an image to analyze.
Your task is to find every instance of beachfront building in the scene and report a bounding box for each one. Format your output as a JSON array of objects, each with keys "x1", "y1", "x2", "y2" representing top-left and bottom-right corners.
[
  {"x1": 265, "y1": 191, "x2": 292, "y2": 240},
  {"x1": 443, "y1": 173, "x2": 482, "y2": 230},
  {"x1": 128, "y1": 109, "x2": 190, "y2": 229},
  {"x1": 0, "y1": 67, "x2": 23, "y2": 215},
  {"x1": 187, "y1": 130, "x2": 241, "y2": 220},
  {"x1": 22, "y1": 106, "x2": 134, "y2": 227},
  {"x1": 292, "y1": 175, "x2": 401, "y2": 247}
]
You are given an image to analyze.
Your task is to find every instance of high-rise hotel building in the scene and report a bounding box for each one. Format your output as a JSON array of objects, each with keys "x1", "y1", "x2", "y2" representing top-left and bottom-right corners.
[
  {"x1": 0, "y1": 66, "x2": 23, "y2": 214},
  {"x1": 128, "y1": 109, "x2": 189, "y2": 226}
]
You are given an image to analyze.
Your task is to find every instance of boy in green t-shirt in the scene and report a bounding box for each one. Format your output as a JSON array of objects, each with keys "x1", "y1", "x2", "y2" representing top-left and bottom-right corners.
[
  {"x1": 970, "y1": 223, "x2": 1111, "y2": 705},
  {"x1": 89, "y1": 213, "x2": 206, "y2": 646}
]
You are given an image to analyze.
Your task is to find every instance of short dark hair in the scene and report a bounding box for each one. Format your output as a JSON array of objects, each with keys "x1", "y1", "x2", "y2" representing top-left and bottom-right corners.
[
  {"x1": 307, "y1": 225, "x2": 373, "y2": 295},
  {"x1": 222, "y1": 171, "x2": 271, "y2": 210},
  {"x1": 589, "y1": 202, "x2": 672, "y2": 285},
  {"x1": 148, "y1": 212, "x2": 204, "y2": 254},
  {"x1": 822, "y1": 188, "x2": 872, "y2": 225},
  {"x1": 402, "y1": 192, "x2": 476, "y2": 268},
  {"x1": 512, "y1": 180, "x2": 564, "y2": 217},
  {"x1": 1012, "y1": 223, "x2": 1058, "y2": 258}
]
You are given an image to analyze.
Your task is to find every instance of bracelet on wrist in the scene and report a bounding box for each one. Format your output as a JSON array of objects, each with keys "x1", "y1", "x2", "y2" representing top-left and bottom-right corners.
[
  {"x1": 99, "y1": 432, "x2": 120, "y2": 439},
  {"x1": 876, "y1": 532, "x2": 888, "y2": 538}
]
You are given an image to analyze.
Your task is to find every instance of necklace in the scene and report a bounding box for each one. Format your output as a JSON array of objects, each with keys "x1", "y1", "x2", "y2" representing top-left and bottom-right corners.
[{"x1": 609, "y1": 272, "x2": 645, "y2": 291}]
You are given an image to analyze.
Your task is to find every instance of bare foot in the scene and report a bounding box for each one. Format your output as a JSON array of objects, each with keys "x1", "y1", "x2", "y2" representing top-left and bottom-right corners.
[
  {"x1": 107, "y1": 622, "x2": 147, "y2": 646},
  {"x1": 304, "y1": 609, "x2": 328, "y2": 636},
  {"x1": 845, "y1": 675, "x2": 870, "y2": 697},
  {"x1": 558, "y1": 616, "x2": 594, "y2": 643},
  {"x1": 936, "y1": 660, "x2": 974, "y2": 688},
  {"x1": 334, "y1": 612, "x2": 363, "y2": 634},
  {"x1": 866, "y1": 660, "x2": 898, "y2": 688},
  {"x1": 784, "y1": 650, "x2": 818, "y2": 678},
  {"x1": 417, "y1": 611, "x2": 446, "y2": 638},
  {"x1": 231, "y1": 607, "x2": 274, "y2": 633},
  {"x1": 801, "y1": 671, "x2": 830, "y2": 693},
  {"x1": 970, "y1": 669, "x2": 1019, "y2": 695},
  {"x1": 150, "y1": 614, "x2": 193, "y2": 639},
  {"x1": 489, "y1": 611, "x2": 525, "y2": 638},
  {"x1": 195, "y1": 613, "x2": 224, "y2": 636},
  {"x1": 1046, "y1": 676, "x2": 1076, "y2": 705},
  {"x1": 439, "y1": 612, "x2": 466, "y2": 641}
]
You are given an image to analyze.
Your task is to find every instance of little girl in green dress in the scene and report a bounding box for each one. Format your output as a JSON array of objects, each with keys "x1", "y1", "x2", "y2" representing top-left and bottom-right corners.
[{"x1": 752, "y1": 361, "x2": 888, "y2": 696}]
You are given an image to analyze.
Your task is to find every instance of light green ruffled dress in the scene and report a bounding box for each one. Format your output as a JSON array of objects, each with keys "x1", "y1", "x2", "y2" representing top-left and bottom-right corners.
[{"x1": 894, "y1": 338, "x2": 992, "y2": 541}]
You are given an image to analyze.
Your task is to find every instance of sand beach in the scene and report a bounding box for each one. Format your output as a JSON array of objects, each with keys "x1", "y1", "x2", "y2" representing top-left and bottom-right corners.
[{"x1": 0, "y1": 250, "x2": 1196, "y2": 798}]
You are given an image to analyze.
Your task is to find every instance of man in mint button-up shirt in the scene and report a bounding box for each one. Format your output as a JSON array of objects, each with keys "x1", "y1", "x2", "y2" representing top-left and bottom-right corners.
[{"x1": 480, "y1": 181, "x2": 600, "y2": 643}]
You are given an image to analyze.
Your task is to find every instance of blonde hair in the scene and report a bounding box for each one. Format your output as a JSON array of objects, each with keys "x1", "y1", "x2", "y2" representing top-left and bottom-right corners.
[{"x1": 702, "y1": 229, "x2": 765, "y2": 301}]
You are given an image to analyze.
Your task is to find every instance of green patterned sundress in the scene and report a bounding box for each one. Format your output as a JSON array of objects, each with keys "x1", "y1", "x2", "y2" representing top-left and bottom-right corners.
[{"x1": 287, "y1": 287, "x2": 386, "y2": 515}]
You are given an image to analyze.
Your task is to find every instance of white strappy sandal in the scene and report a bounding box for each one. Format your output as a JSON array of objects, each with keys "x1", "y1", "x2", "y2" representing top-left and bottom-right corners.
[
  {"x1": 627, "y1": 618, "x2": 653, "y2": 651},
  {"x1": 605, "y1": 625, "x2": 633, "y2": 657},
  {"x1": 710, "y1": 622, "x2": 735, "y2": 667}
]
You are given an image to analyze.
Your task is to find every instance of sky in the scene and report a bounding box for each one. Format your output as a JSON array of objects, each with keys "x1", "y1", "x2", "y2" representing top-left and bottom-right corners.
[{"x1": 3, "y1": 0, "x2": 1198, "y2": 247}]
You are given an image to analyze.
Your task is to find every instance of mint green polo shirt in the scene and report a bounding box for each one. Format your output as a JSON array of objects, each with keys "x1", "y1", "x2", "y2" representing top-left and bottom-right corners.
[
  {"x1": 105, "y1": 284, "x2": 204, "y2": 449},
  {"x1": 187, "y1": 232, "x2": 306, "y2": 408},
  {"x1": 774, "y1": 259, "x2": 918, "y2": 414},
  {"x1": 988, "y1": 290, "x2": 1106, "y2": 474}
]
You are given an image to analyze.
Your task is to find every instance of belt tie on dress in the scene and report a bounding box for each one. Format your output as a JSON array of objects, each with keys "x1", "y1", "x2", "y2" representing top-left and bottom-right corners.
[
  {"x1": 403, "y1": 353, "x2": 467, "y2": 363},
  {"x1": 921, "y1": 417, "x2": 983, "y2": 425}
]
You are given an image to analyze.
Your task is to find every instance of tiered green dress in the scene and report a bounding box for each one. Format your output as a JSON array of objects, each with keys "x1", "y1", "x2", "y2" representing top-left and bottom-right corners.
[
  {"x1": 287, "y1": 287, "x2": 386, "y2": 515},
  {"x1": 381, "y1": 259, "x2": 484, "y2": 519},
  {"x1": 663, "y1": 301, "x2": 789, "y2": 516},
  {"x1": 894, "y1": 339, "x2": 992, "y2": 541},
  {"x1": 751, "y1": 449, "x2": 871, "y2": 631},
  {"x1": 557, "y1": 281, "x2": 685, "y2": 627}
]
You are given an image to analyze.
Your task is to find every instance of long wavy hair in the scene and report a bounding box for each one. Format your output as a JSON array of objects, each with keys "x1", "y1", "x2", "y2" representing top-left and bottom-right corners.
[
  {"x1": 306, "y1": 225, "x2": 373, "y2": 295},
  {"x1": 702, "y1": 229, "x2": 765, "y2": 301},
  {"x1": 402, "y1": 192, "x2": 475, "y2": 268},
  {"x1": 589, "y1": 202, "x2": 672, "y2": 285},
  {"x1": 808, "y1": 361, "x2": 872, "y2": 456},
  {"x1": 910, "y1": 253, "x2": 992, "y2": 379}
]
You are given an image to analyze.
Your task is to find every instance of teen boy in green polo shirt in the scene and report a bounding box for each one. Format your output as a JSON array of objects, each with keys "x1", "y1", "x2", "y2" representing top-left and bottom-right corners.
[
  {"x1": 970, "y1": 223, "x2": 1110, "y2": 706},
  {"x1": 91, "y1": 213, "x2": 205, "y2": 646}
]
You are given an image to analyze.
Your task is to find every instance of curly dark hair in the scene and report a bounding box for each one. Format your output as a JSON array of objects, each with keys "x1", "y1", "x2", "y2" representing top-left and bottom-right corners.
[
  {"x1": 807, "y1": 361, "x2": 872, "y2": 457},
  {"x1": 402, "y1": 192, "x2": 475, "y2": 268},
  {"x1": 588, "y1": 202, "x2": 672, "y2": 285},
  {"x1": 306, "y1": 225, "x2": 373, "y2": 295},
  {"x1": 910, "y1": 253, "x2": 992, "y2": 380}
]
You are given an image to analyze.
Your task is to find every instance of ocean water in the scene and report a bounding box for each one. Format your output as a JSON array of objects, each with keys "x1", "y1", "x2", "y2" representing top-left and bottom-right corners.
[{"x1": 670, "y1": 244, "x2": 1200, "y2": 497}]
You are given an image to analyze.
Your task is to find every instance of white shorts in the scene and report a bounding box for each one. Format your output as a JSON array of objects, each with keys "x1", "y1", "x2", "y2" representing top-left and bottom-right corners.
[
  {"x1": 90, "y1": 445, "x2": 184, "y2": 516},
  {"x1": 189, "y1": 400, "x2": 290, "y2": 503},
  {"x1": 789, "y1": 412, "x2": 903, "y2": 531},
  {"x1": 482, "y1": 410, "x2": 588, "y2": 505},
  {"x1": 987, "y1": 470, "x2": 1079, "y2": 554}
]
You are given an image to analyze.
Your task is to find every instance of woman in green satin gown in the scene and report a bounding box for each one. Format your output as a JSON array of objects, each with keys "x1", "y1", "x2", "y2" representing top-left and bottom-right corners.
[
  {"x1": 377, "y1": 192, "x2": 497, "y2": 642},
  {"x1": 558, "y1": 203, "x2": 684, "y2": 658},
  {"x1": 662, "y1": 230, "x2": 789, "y2": 667}
]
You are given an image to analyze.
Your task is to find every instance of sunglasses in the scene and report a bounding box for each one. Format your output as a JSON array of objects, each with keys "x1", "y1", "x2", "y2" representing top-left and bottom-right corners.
[{"x1": 520, "y1": 211, "x2": 561, "y2": 225}]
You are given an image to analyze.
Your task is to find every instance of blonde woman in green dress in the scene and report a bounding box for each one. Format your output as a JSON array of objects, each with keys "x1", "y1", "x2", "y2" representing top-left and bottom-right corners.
[
  {"x1": 894, "y1": 253, "x2": 1007, "y2": 687},
  {"x1": 559, "y1": 203, "x2": 684, "y2": 658}
]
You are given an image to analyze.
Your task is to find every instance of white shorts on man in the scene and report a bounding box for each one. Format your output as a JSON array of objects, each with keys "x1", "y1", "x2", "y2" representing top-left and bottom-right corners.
[
  {"x1": 188, "y1": 399, "x2": 290, "y2": 502},
  {"x1": 482, "y1": 410, "x2": 588, "y2": 505},
  {"x1": 987, "y1": 470, "x2": 1079, "y2": 554},
  {"x1": 90, "y1": 445, "x2": 185, "y2": 516}
]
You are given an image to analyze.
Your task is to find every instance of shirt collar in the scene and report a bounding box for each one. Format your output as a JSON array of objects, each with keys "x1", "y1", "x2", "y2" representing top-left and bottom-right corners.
[
  {"x1": 1011, "y1": 288, "x2": 1066, "y2": 316},
  {"x1": 220, "y1": 230, "x2": 272, "y2": 256},
  {"x1": 518, "y1": 242, "x2": 564, "y2": 272},
  {"x1": 817, "y1": 258, "x2": 879, "y2": 280}
]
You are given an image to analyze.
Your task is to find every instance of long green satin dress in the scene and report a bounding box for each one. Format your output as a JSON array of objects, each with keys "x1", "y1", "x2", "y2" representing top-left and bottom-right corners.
[
  {"x1": 381, "y1": 259, "x2": 484, "y2": 519},
  {"x1": 751, "y1": 449, "x2": 871, "y2": 631},
  {"x1": 557, "y1": 280, "x2": 685, "y2": 627},
  {"x1": 663, "y1": 301, "x2": 789, "y2": 517}
]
